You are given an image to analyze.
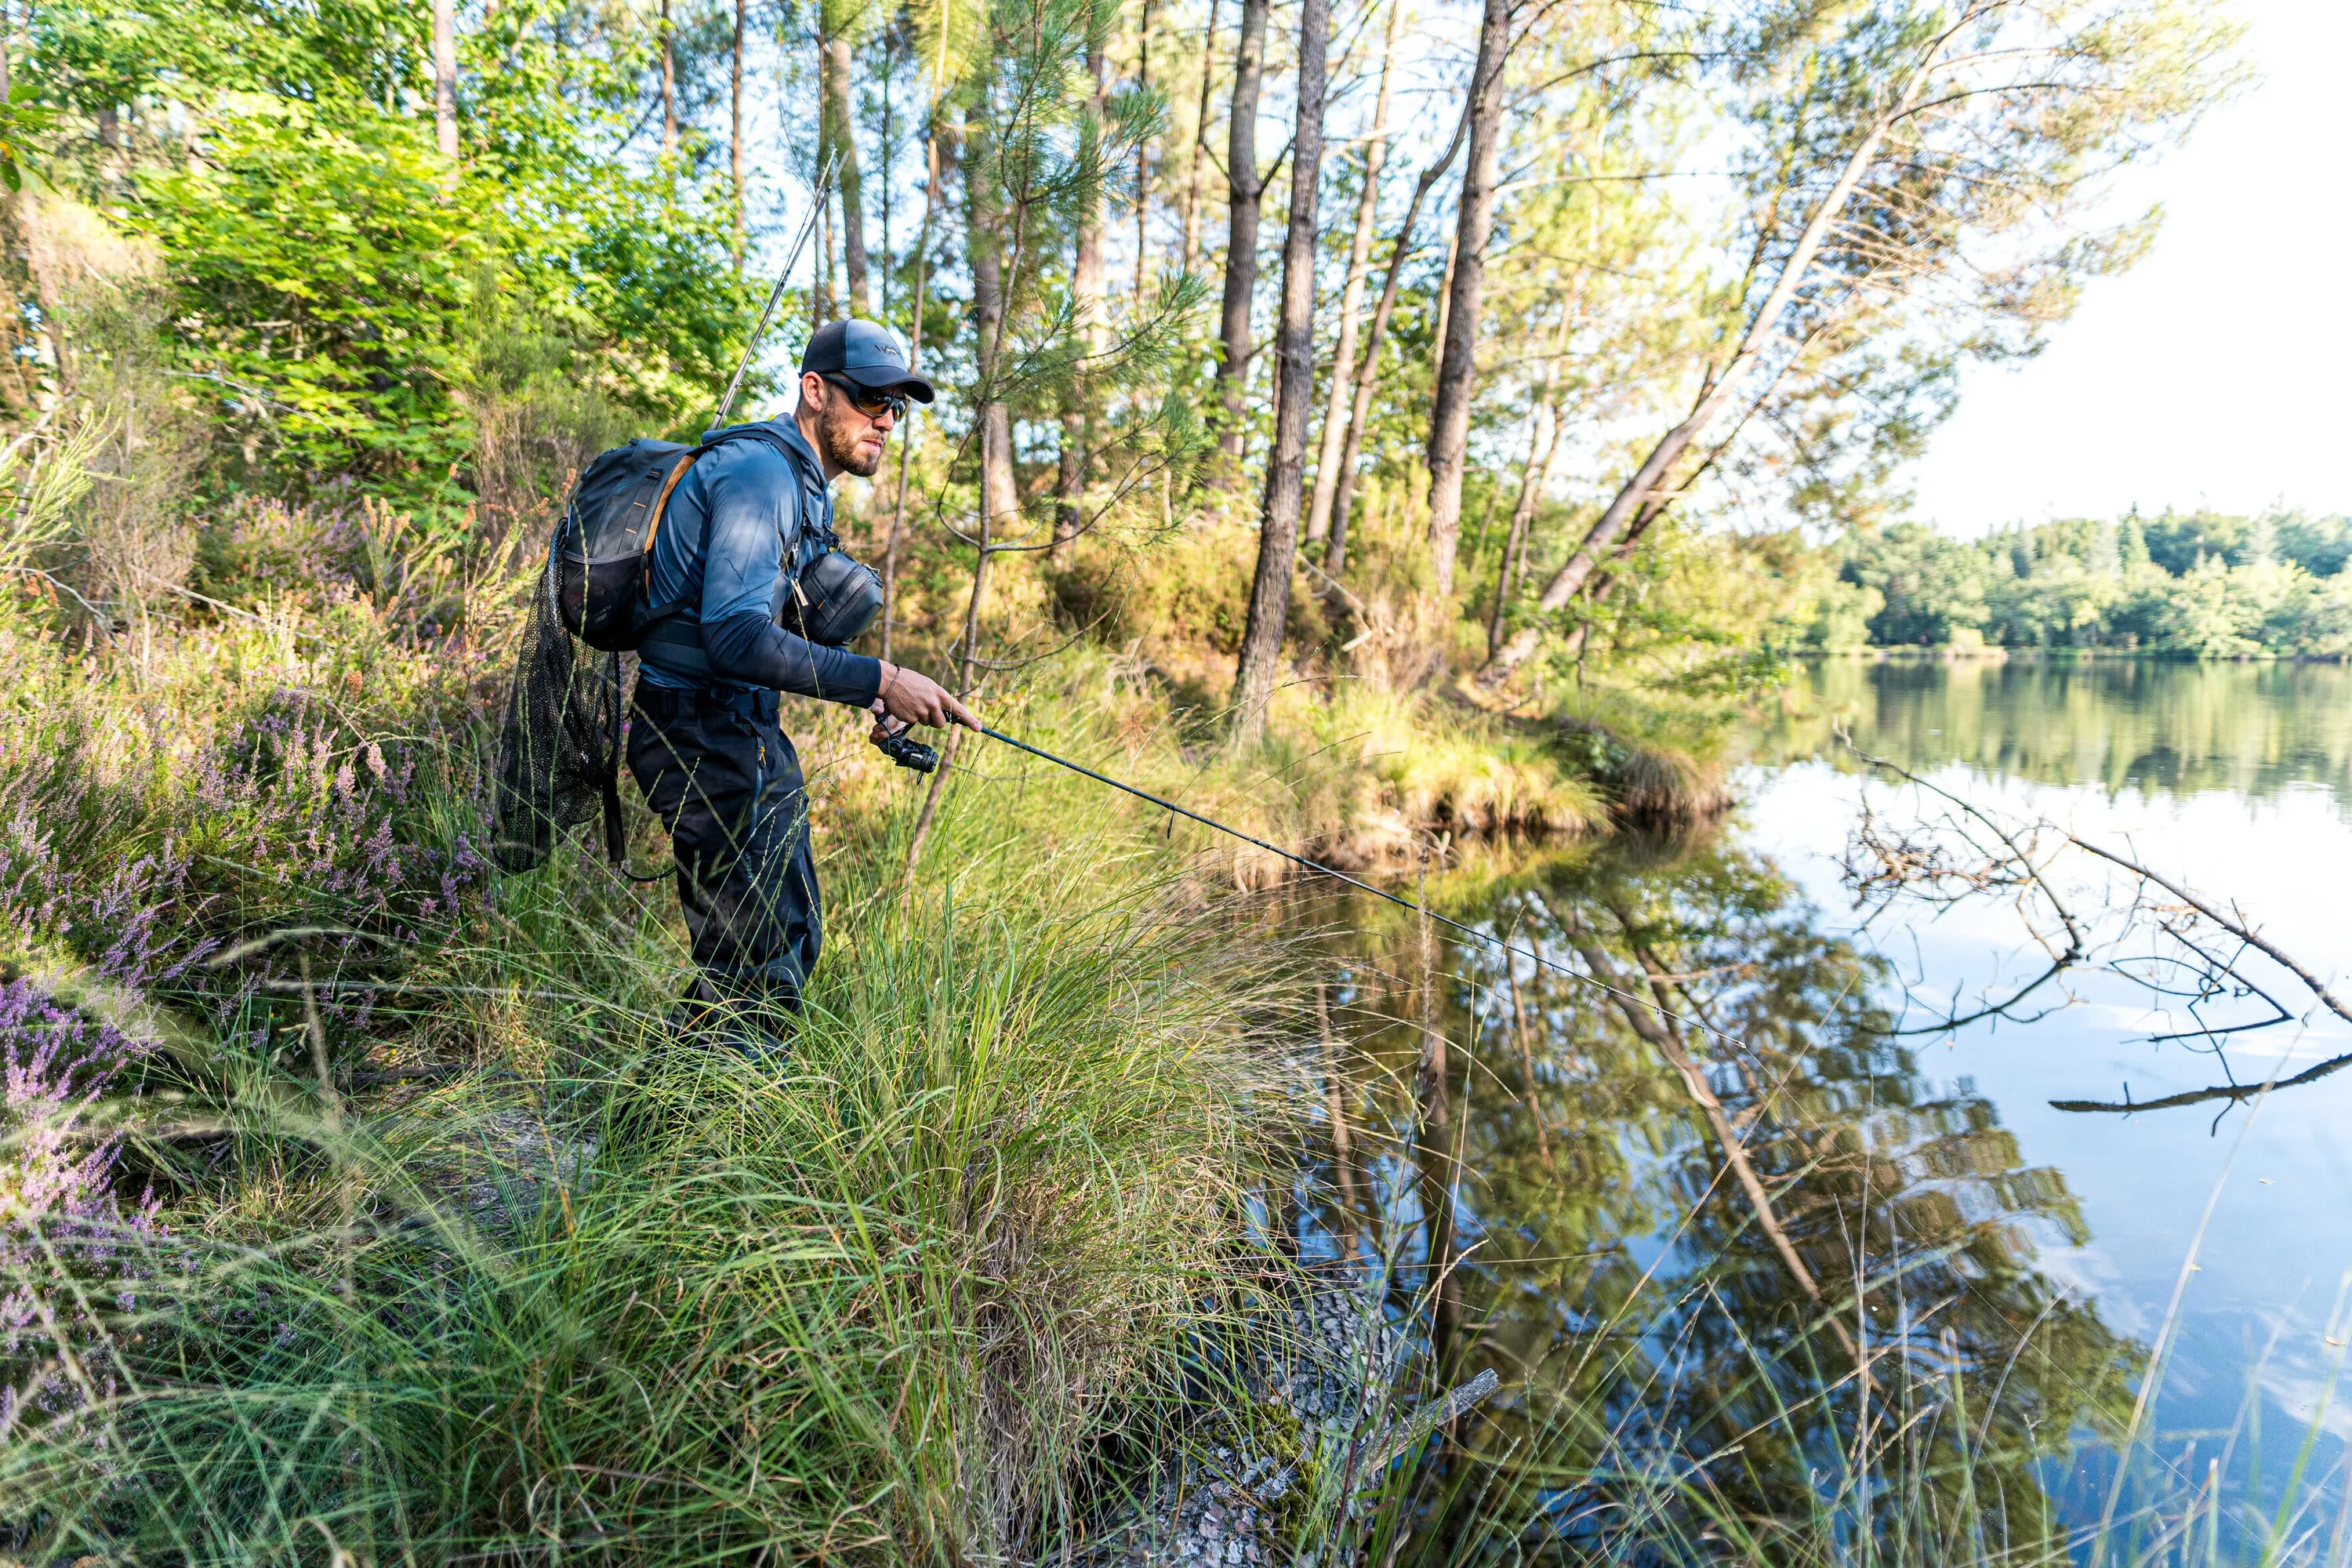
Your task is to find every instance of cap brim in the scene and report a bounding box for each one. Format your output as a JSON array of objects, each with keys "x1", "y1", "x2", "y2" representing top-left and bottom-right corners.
[{"x1": 840, "y1": 365, "x2": 937, "y2": 405}]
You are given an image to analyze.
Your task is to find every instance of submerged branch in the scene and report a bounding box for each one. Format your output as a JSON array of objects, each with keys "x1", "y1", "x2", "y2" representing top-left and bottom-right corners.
[
  {"x1": 1842, "y1": 735, "x2": 2352, "y2": 1117},
  {"x1": 2048, "y1": 1044, "x2": 2352, "y2": 1116}
]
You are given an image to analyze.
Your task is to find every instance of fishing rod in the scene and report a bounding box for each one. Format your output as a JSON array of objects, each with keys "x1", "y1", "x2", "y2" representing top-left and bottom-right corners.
[
  {"x1": 711, "y1": 149, "x2": 845, "y2": 430},
  {"x1": 964, "y1": 725, "x2": 1760, "y2": 1058}
]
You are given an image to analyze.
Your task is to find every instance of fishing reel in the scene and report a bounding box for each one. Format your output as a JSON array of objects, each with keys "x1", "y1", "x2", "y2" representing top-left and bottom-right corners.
[{"x1": 873, "y1": 728, "x2": 938, "y2": 774}]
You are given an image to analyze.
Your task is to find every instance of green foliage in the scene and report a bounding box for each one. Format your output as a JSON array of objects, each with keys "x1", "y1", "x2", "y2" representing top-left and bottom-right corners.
[
  {"x1": 0, "y1": 87, "x2": 57, "y2": 191},
  {"x1": 134, "y1": 105, "x2": 486, "y2": 485},
  {"x1": 31, "y1": 0, "x2": 752, "y2": 504},
  {"x1": 1839, "y1": 510, "x2": 2352, "y2": 655},
  {"x1": 1554, "y1": 522, "x2": 1846, "y2": 695}
]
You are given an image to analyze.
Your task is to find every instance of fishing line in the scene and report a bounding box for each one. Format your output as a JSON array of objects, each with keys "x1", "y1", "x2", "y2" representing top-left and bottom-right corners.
[
  {"x1": 974, "y1": 725, "x2": 1766, "y2": 1062},
  {"x1": 712, "y1": 148, "x2": 846, "y2": 430}
]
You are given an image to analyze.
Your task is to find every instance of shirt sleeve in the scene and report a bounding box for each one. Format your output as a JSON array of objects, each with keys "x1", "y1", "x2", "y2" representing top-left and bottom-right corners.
[
  {"x1": 702, "y1": 613, "x2": 885, "y2": 706},
  {"x1": 695, "y1": 441, "x2": 887, "y2": 707}
]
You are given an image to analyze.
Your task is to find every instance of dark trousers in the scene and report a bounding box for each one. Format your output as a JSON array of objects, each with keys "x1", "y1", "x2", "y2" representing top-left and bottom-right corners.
[{"x1": 626, "y1": 683, "x2": 822, "y2": 1007}]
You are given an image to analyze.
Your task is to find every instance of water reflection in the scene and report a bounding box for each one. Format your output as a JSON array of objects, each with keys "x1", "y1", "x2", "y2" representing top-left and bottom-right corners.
[
  {"x1": 1298, "y1": 829, "x2": 2137, "y2": 1557},
  {"x1": 1764, "y1": 657, "x2": 2352, "y2": 802}
]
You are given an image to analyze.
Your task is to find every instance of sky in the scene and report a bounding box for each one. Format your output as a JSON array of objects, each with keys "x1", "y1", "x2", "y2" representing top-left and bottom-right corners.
[{"x1": 1906, "y1": 0, "x2": 2350, "y2": 537}]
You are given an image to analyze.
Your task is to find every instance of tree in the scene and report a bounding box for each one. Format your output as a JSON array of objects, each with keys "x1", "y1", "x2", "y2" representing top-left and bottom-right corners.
[
  {"x1": 821, "y1": 0, "x2": 869, "y2": 314},
  {"x1": 1211, "y1": 0, "x2": 1266, "y2": 477},
  {"x1": 960, "y1": 109, "x2": 1020, "y2": 524},
  {"x1": 728, "y1": 0, "x2": 744, "y2": 270},
  {"x1": 1486, "y1": 304, "x2": 1571, "y2": 659},
  {"x1": 431, "y1": 0, "x2": 456, "y2": 158},
  {"x1": 1228, "y1": 0, "x2": 1329, "y2": 740},
  {"x1": 1482, "y1": 0, "x2": 2237, "y2": 686},
  {"x1": 1419, "y1": 0, "x2": 1514, "y2": 601},
  {"x1": 1054, "y1": 10, "x2": 1109, "y2": 555},
  {"x1": 1302, "y1": 0, "x2": 1402, "y2": 550},
  {"x1": 659, "y1": 0, "x2": 677, "y2": 154},
  {"x1": 1843, "y1": 523, "x2": 1989, "y2": 645},
  {"x1": 1322, "y1": 103, "x2": 1468, "y2": 579},
  {"x1": 1176, "y1": 0, "x2": 1219, "y2": 273}
]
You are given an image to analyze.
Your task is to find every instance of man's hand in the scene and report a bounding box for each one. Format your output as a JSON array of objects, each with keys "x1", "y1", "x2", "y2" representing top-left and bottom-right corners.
[{"x1": 873, "y1": 662, "x2": 982, "y2": 734}]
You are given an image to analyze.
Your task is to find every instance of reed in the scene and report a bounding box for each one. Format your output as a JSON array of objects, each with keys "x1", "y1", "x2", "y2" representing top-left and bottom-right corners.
[{"x1": 0, "y1": 507, "x2": 1309, "y2": 1563}]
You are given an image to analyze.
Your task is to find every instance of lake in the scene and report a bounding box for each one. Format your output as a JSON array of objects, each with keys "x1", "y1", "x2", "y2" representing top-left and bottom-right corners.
[{"x1": 1303, "y1": 656, "x2": 2352, "y2": 1557}]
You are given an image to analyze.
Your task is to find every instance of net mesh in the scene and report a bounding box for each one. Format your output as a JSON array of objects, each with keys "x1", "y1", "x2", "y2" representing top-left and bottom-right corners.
[{"x1": 492, "y1": 543, "x2": 623, "y2": 874}]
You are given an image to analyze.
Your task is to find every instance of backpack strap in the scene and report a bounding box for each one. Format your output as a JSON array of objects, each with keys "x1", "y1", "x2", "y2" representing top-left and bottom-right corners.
[
  {"x1": 636, "y1": 448, "x2": 704, "y2": 590},
  {"x1": 634, "y1": 426, "x2": 811, "y2": 680}
]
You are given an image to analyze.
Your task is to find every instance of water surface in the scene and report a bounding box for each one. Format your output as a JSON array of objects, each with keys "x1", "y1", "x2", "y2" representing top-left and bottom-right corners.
[{"x1": 1306, "y1": 656, "x2": 2352, "y2": 1551}]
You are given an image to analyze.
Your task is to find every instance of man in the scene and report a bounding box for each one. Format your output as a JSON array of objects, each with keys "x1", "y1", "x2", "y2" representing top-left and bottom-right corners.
[{"x1": 630, "y1": 318, "x2": 978, "y2": 1040}]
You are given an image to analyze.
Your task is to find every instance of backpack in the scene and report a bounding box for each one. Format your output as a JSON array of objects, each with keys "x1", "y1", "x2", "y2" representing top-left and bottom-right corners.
[
  {"x1": 554, "y1": 429, "x2": 778, "y2": 653},
  {"x1": 554, "y1": 427, "x2": 885, "y2": 657},
  {"x1": 492, "y1": 426, "x2": 883, "y2": 875}
]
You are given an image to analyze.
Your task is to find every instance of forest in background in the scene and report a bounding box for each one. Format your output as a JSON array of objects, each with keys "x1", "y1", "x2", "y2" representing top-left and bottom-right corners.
[
  {"x1": 4, "y1": 0, "x2": 2242, "y2": 721},
  {"x1": 1831, "y1": 507, "x2": 2352, "y2": 656}
]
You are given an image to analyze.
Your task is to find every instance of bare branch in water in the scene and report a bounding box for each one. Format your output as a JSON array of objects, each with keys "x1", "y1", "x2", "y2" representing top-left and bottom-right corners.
[
  {"x1": 1839, "y1": 734, "x2": 2083, "y2": 1036},
  {"x1": 2064, "y1": 835, "x2": 2352, "y2": 1028},
  {"x1": 1838, "y1": 733, "x2": 2350, "y2": 1117},
  {"x1": 2049, "y1": 1047, "x2": 2352, "y2": 1116}
]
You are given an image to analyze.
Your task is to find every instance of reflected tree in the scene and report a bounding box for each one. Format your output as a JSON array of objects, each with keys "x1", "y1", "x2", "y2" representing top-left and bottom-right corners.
[{"x1": 1300, "y1": 830, "x2": 2137, "y2": 1562}]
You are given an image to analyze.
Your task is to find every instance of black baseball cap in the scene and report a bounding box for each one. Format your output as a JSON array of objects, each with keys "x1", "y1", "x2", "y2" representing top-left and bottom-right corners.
[{"x1": 799, "y1": 318, "x2": 935, "y2": 404}]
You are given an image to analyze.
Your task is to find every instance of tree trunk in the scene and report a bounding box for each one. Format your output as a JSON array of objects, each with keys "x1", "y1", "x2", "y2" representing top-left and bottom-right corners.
[
  {"x1": 966, "y1": 118, "x2": 1021, "y2": 526},
  {"x1": 1486, "y1": 310, "x2": 1570, "y2": 659},
  {"x1": 1421, "y1": 0, "x2": 1512, "y2": 602},
  {"x1": 1056, "y1": 34, "x2": 1110, "y2": 555},
  {"x1": 1212, "y1": 0, "x2": 1269, "y2": 477},
  {"x1": 1303, "y1": 0, "x2": 1402, "y2": 550},
  {"x1": 1132, "y1": 0, "x2": 1154, "y2": 299},
  {"x1": 1178, "y1": 0, "x2": 1221, "y2": 276},
  {"x1": 1486, "y1": 407, "x2": 1564, "y2": 660},
  {"x1": 824, "y1": 28, "x2": 869, "y2": 314},
  {"x1": 729, "y1": 0, "x2": 746, "y2": 271},
  {"x1": 1228, "y1": 0, "x2": 1327, "y2": 743},
  {"x1": 815, "y1": 189, "x2": 835, "y2": 325},
  {"x1": 432, "y1": 0, "x2": 458, "y2": 158},
  {"x1": 1481, "y1": 38, "x2": 1946, "y2": 686},
  {"x1": 659, "y1": 0, "x2": 677, "y2": 154},
  {"x1": 884, "y1": 130, "x2": 944, "y2": 662},
  {"x1": 1323, "y1": 104, "x2": 1469, "y2": 579},
  {"x1": 1429, "y1": 223, "x2": 1458, "y2": 381}
]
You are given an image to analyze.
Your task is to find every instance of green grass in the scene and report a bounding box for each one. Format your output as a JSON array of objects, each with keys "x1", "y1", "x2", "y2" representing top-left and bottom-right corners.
[
  {"x1": 9, "y1": 881, "x2": 1279, "y2": 1563},
  {"x1": 7, "y1": 514, "x2": 2333, "y2": 1566},
  {"x1": 0, "y1": 547, "x2": 1314, "y2": 1562}
]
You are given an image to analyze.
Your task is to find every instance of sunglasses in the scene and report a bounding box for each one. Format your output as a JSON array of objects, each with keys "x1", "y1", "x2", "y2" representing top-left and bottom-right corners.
[{"x1": 823, "y1": 374, "x2": 908, "y2": 421}]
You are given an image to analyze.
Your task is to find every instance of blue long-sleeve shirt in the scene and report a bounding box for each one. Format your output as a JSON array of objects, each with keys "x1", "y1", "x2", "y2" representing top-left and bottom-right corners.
[{"x1": 637, "y1": 419, "x2": 886, "y2": 706}]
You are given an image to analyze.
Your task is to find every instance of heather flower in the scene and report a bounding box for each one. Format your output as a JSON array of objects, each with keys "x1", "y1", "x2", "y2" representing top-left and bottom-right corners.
[{"x1": 0, "y1": 979, "x2": 161, "y2": 1441}]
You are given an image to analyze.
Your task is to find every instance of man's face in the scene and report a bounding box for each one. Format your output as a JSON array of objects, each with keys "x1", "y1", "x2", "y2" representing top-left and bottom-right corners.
[{"x1": 805, "y1": 372, "x2": 896, "y2": 478}]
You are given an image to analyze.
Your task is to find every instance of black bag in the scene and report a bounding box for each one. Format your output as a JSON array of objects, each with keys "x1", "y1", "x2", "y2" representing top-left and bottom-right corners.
[
  {"x1": 786, "y1": 546, "x2": 884, "y2": 646},
  {"x1": 497, "y1": 427, "x2": 883, "y2": 873},
  {"x1": 552, "y1": 434, "x2": 731, "y2": 653},
  {"x1": 553, "y1": 427, "x2": 882, "y2": 655},
  {"x1": 492, "y1": 539, "x2": 629, "y2": 873}
]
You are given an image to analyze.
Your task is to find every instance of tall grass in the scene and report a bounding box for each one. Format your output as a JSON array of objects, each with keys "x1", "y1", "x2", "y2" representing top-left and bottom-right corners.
[
  {"x1": 13, "y1": 488, "x2": 2321, "y2": 1566},
  {"x1": 0, "y1": 499, "x2": 1314, "y2": 1563}
]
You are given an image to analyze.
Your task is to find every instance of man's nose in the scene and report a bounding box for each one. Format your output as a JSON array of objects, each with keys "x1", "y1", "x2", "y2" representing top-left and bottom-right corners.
[{"x1": 873, "y1": 407, "x2": 897, "y2": 432}]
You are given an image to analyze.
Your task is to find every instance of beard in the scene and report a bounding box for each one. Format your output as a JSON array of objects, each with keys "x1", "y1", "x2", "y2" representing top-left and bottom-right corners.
[{"x1": 818, "y1": 397, "x2": 886, "y2": 477}]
